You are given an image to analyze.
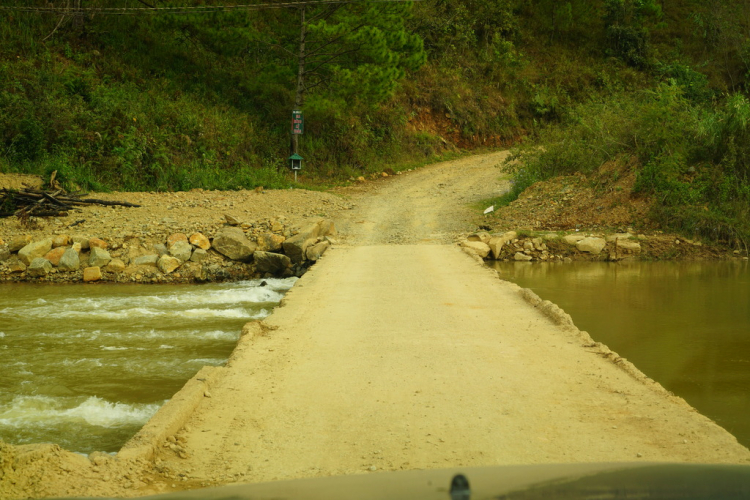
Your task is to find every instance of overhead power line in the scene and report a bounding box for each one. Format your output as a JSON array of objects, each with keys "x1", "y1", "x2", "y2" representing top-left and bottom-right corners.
[{"x1": 0, "y1": 0, "x2": 419, "y2": 16}]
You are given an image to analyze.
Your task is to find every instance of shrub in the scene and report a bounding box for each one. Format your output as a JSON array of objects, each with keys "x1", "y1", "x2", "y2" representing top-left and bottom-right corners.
[{"x1": 507, "y1": 82, "x2": 750, "y2": 246}]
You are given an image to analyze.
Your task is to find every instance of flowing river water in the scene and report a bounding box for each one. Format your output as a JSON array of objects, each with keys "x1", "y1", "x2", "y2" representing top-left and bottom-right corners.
[
  {"x1": 0, "y1": 278, "x2": 296, "y2": 454},
  {"x1": 489, "y1": 260, "x2": 750, "y2": 449}
]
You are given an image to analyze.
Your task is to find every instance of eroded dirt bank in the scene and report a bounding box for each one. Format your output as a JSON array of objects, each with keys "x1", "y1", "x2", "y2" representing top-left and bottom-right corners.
[{"x1": 2, "y1": 152, "x2": 749, "y2": 500}]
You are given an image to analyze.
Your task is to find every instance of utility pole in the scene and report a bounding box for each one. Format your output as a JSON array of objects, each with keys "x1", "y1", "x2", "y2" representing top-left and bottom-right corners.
[
  {"x1": 288, "y1": 6, "x2": 306, "y2": 182},
  {"x1": 291, "y1": 6, "x2": 306, "y2": 159}
]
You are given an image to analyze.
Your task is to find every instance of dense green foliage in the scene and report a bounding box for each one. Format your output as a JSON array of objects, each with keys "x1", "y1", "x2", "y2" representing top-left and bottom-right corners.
[
  {"x1": 2, "y1": 0, "x2": 750, "y2": 246},
  {"x1": 498, "y1": 0, "x2": 750, "y2": 247},
  {"x1": 506, "y1": 85, "x2": 750, "y2": 245},
  {"x1": 0, "y1": 1, "x2": 429, "y2": 190}
]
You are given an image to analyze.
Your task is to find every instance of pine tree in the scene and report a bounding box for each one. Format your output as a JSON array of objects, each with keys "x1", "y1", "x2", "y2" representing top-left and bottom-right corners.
[{"x1": 286, "y1": 1, "x2": 426, "y2": 109}]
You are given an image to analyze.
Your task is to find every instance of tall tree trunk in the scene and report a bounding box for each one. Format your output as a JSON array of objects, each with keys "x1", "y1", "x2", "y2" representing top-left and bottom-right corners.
[{"x1": 73, "y1": 0, "x2": 84, "y2": 28}]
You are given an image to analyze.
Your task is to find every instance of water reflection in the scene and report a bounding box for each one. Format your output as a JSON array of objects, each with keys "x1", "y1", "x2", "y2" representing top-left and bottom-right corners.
[{"x1": 489, "y1": 261, "x2": 750, "y2": 448}]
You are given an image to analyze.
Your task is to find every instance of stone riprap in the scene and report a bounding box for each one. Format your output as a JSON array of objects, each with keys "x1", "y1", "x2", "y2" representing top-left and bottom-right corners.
[
  {"x1": 460, "y1": 230, "x2": 663, "y2": 262},
  {"x1": 0, "y1": 219, "x2": 336, "y2": 283}
]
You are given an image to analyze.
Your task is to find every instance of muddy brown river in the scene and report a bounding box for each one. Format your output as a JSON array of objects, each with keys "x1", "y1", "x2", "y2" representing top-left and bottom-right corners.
[
  {"x1": 0, "y1": 278, "x2": 295, "y2": 453},
  {"x1": 489, "y1": 260, "x2": 750, "y2": 448}
]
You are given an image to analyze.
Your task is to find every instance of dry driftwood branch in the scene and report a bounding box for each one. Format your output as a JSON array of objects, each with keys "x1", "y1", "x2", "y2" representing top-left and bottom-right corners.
[{"x1": 0, "y1": 187, "x2": 140, "y2": 219}]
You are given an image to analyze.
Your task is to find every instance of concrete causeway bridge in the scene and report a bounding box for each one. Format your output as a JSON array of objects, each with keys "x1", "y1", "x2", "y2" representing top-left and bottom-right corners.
[{"x1": 125, "y1": 153, "x2": 750, "y2": 489}]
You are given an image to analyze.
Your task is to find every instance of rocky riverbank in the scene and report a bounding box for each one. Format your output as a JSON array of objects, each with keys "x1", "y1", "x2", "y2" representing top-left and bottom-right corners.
[
  {"x1": 459, "y1": 229, "x2": 748, "y2": 263},
  {"x1": 0, "y1": 178, "x2": 354, "y2": 284},
  {"x1": 0, "y1": 218, "x2": 337, "y2": 284}
]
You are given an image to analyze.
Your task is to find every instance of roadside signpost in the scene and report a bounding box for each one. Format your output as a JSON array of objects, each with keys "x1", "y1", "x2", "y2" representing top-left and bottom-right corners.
[
  {"x1": 292, "y1": 109, "x2": 304, "y2": 135},
  {"x1": 290, "y1": 110, "x2": 304, "y2": 182}
]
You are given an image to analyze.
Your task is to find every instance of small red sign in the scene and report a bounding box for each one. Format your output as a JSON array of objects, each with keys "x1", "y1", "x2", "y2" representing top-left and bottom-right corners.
[{"x1": 292, "y1": 110, "x2": 304, "y2": 135}]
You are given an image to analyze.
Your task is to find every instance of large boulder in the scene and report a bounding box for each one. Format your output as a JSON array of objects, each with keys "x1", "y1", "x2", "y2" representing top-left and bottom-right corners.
[
  {"x1": 71, "y1": 235, "x2": 91, "y2": 250},
  {"x1": 189, "y1": 232, "x2": 211, "y2": 250},
  {"x1": 166, "y1": 233, "x2": 188, "y2": 248},
  {"x1": 283, "y1": 221, "x2": 332, "y2": 263},
  {"x1": 104, "y1": 259, "x2": 126, "y2": 273},
  {"x1": 27, "y1": 258, "x2": 52, "y2": 277},
  {"x1": 89, "y1": 237, "x2": 108, "y2": 250},
  {"x1": 158, "y1": 255, "x2": 182, "y2": 274},
  {"x1": 283, "y1": 236, "x2": 313, "y2": 263},
  {"x1": 212, "y1": 227, "x2": 257, "y2": 261},
  {"x1": 305, "y1": 240, "x2": 330, "y2": 261},
  {"x1": 89, "y1": 247, "x2": 112, "y2": 267},
  {"x1": 257, "y1": 233, "x2": 285, "y2": 253},
  {"x1": 577, "y1": 237, "x2": 606, "y2": 254},
  {"x1": 514, "y1": 252, "x2": 533, "y2": 261},
  {"x1": 44, "y1": 247, "x2": 66, "y2": 266},
  {"x1": 283, "y1": 238, "x2": 316, "y2": 264},
  {"x1": 134, "y1": 254, "x2": 159, "y2": 267},
  {"x1": 8, "y1": 259, "x2": 26, "y2": 273},
  {"x1": 190, "y1": 248, "x2": 209, "y2": 262},
  {"x1": 169, "y1": 240, "x2": 193, "y2": 262},
  {"x1": 18, "y1": 239, "x2": 52, "y2": 265},
  {"x1": 460, "y1": 240, "x2": 491, "y2": 259},
  {"x1": 606, "y1": 232, "x2": 634, "y2": 242},
  {"x1": 51, "y1": 235, "x2": 70, "y2": 248},
  {"x1": 8, "y1": 235, "x2": 32, "y2": 252},
  {"x1": 253, "y1": 251, "x2": 292, "y2": 274},
  {"x1": 467, "y1": 232, "x2": 491, "y2": 244},
  {"x1": 563, "y1": 234, "x2": 587, "y2": 245},
  {"x1": 58, "y1": 248, "x2": 81, "y2": 271},
  {"x1": 83, "y1": 266, "x2": 102, "y2": 282},
  {"x1": 616, "y1": 239, "x2": 641, "y2": 254},
  {"x1": 488, "y1": 231, "x2": 517, "y2": 260}
]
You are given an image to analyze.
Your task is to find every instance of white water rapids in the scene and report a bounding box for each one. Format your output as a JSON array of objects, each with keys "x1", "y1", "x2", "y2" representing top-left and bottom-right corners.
[{"x1": 0, "y1": 278, "x2": 296, "y2": 453}]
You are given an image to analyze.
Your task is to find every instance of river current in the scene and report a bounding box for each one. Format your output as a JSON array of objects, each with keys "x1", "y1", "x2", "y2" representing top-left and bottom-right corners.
[{"x1": 0, "y1": 278, "x2": 295, "y2": 454}]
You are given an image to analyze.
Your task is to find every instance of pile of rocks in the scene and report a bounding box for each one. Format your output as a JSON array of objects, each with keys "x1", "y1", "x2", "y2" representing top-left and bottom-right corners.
[
  {"x1": 460, "y1": 230, "x2": 644, "y2": 262},
  {"x1": 0, "y1": 218, "x2": 337, "y2": 283}
]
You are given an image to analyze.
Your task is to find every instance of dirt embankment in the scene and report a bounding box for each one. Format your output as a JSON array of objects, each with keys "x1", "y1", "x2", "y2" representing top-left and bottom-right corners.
[
  {"x1": 1, "y1": 152, "x2": 748, "y2": 500},
  {"x1": 483, "y1": 162, "x2": 746, "y2": 261}
]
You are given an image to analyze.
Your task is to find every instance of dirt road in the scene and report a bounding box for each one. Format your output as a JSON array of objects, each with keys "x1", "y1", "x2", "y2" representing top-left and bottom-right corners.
[
  {"x1": 336, "y1": 152, "x2": 509, "y2": 245},
  {"x1": 150, "y1": 153, "x2": 749, "y2": 491}
]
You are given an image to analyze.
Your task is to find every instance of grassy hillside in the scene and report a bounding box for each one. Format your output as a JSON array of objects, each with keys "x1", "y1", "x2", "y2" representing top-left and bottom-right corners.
[{"x1": 1, "y1": 1, "x2": 749, "y2": 247}]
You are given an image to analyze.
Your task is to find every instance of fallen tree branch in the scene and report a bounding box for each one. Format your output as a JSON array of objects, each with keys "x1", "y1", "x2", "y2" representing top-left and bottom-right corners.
[{"x1": 0, "y1": 187, "x2": 140, "y2": 219}]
